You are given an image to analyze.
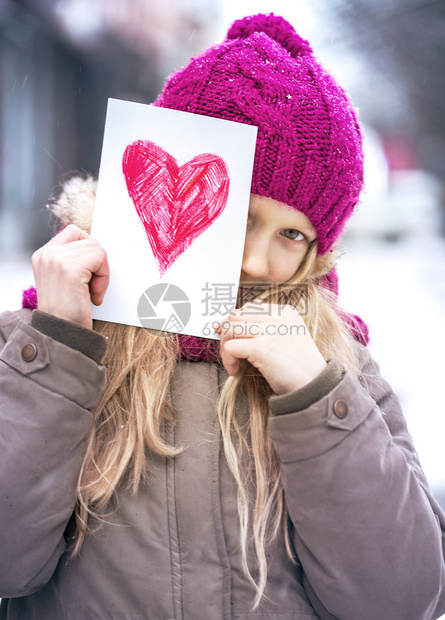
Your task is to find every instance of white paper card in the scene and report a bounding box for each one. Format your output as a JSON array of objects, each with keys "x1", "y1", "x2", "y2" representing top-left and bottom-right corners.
[{"x1": 90, "y1": 98, "x2": 257, "y2": 338}]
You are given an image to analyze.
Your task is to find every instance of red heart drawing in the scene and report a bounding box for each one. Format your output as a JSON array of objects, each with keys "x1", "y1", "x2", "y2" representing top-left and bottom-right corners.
[{"x1": 122, "y1": 140, "x2": 230, "y2": 277}]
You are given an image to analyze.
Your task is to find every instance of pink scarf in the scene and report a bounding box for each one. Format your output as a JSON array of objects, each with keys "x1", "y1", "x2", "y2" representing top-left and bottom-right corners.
[{"x1": 22, "y1": 281, "x2": 368, "y2": 363}]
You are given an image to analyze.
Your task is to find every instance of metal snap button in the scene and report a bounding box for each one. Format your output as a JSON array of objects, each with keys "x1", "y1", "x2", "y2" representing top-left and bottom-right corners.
[
  {"x1": 22, "y1": 343, "x2": 37, "y2": 362},
  {"x1": 333, "y1": 399, "x2": 348, "y2": 419}
]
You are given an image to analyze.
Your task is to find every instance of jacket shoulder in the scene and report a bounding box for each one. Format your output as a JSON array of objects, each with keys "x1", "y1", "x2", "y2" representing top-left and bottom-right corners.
[{"x1": 357, "y1": 344, "x2": 394, "y2": 402}]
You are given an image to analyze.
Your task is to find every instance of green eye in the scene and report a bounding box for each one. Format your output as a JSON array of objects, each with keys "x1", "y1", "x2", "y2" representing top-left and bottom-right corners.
[{"x1": 281, "y1": 228, "x2": 304, "y2": 241}]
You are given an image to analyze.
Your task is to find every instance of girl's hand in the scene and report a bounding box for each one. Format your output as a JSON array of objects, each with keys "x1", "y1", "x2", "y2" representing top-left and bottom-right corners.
[
  {"x1": 216, "y1": 304, "x2": 326, "y2": 395},
  {"x1": 32, "y1": 225, "x2": 109, "y2": 330}
]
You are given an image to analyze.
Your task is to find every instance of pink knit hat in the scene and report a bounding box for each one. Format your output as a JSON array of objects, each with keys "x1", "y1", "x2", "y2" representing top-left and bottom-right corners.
[{"x1": 154, "y1": 13, "x2": 364, "y2": 256}]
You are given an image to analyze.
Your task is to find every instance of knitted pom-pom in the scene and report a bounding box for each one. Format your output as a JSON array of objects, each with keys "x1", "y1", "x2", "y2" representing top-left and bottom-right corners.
[{"x1": 227, "y1": 13, "x2": 312, "y2": 58}]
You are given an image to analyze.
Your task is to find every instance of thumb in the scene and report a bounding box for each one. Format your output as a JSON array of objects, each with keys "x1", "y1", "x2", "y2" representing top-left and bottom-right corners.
[{"x1": 89, "y1": 253, "x2": 110, "y2": 306}]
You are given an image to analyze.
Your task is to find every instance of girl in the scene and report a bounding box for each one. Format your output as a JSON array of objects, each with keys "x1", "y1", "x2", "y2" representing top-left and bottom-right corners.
[{"x1": 1, "y1": 13, "x2": 444, "y2": 620}]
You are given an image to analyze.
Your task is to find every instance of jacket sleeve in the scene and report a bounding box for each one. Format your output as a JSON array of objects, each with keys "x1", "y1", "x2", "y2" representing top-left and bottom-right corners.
[
  {"x1": 268, "y1": 347, "x2": 445, "y2": 620},
  {"x1": 0, "y1": 310, "x2": 107, "y2": 598}
]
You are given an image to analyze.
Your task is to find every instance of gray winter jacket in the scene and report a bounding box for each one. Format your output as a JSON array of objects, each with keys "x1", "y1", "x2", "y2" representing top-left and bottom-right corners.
[{"x1": 0, "y1": 308, "x2": 444, "y2": 619}]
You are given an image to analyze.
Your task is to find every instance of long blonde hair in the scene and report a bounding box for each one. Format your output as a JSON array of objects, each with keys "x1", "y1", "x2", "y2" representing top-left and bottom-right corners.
[{"x1": 73, "y1": 243, "x2": 363, "y2": 607}]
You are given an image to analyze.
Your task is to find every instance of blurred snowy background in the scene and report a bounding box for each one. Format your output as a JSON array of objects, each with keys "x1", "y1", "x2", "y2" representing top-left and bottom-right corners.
[{"x1": 1, "y1": 0, "x2": 445, "y2": 513}]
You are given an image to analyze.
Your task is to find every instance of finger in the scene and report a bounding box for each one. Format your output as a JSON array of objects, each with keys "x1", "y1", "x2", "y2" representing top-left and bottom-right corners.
[
  {"x1": 37, "y1": 233, "x2": 106, "y2": 265},
  {"x1": 43, "y1": 224, "x2": 90, "y2": 247},
  {"x1": 221, "y1": 337, "x2": 255, "y2": 376},
  {"x1": 218, "y1": 319, "x2": 262, "y2": 342},
  {"x1": 89, "y1": 251, "x2": 110, "y2": 306},
  {"x1": 32, "y1": 228, "x2": 92, "y2": 274},
  {"x1": 227, "y1": 303, "x2": 299, "y2": 323},
  {"x1": 218, "y1": 307, "x2": 267, "y2": 330}
]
